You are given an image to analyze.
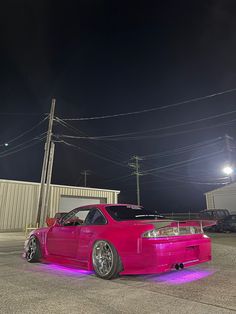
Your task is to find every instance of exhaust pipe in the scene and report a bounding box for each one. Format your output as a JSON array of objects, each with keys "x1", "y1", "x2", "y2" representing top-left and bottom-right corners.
[
  {"x1": 175, "y1": 264, "x2": 180, "y2": 270},
  {"x1": 175, "y1": 263, "x2": 184, "y2": 270}
]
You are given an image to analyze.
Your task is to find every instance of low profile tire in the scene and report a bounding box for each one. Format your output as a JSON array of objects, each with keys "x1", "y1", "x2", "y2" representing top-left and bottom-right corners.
[
  {"x1": 92, "y1": 240, "x2": 122, "y2": 280},
  {"x1": 26, "y1": 236, "x2": 41, "y2": 263}
]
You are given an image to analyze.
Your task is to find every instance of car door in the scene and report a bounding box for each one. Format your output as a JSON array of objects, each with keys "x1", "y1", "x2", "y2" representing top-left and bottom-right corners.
[
  {"x1": 78, "y1": 208, "x2": 107, "y2": 263},
  {"x1": 46, "y1": 208, "x2": 90, "y2": 258}
]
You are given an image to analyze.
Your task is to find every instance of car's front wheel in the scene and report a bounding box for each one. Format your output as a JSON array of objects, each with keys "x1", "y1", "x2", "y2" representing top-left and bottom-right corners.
[
  {"x1": 25, "y1": 236, "x2": 41, "y2": 263},
  {"x1": 92, "y1": 240, "x2": 121, "y2": 279}
]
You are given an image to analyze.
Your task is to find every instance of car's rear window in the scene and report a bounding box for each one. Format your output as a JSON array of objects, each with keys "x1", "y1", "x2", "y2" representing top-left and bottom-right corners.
[{"x1": 106, "y1": 205, "x2": 161, "y2": 221}]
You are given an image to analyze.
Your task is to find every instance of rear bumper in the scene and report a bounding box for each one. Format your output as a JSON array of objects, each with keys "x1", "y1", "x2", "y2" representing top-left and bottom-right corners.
[{"x1": 120, "y1": 235, "x2": 211, "y2": 275}]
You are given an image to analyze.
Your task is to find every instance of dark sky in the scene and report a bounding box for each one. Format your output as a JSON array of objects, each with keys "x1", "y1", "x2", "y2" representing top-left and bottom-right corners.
[{"x1": 1, "y1": 0, "x2": 236, "y2": 212}]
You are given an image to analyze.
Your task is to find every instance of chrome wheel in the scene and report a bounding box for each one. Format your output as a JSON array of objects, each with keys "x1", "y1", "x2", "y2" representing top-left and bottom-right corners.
[
  {"x1": 26, "y1": 236, "x2": 40, "y2": 262},
  {"x1": 92, "y1": 241, "x2": 114, "y2": 277}
]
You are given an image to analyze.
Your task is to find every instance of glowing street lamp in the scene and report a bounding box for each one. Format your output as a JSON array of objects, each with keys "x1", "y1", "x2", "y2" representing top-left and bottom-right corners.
[{"x1": 222, "y1": 166, "x2": 233, "y2": 175}]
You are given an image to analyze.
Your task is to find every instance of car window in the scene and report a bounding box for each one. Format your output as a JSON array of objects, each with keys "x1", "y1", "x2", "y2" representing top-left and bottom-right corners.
[
  {"x1": 61, "y1": 208, "x2": 90, "y2": 226},
  {"x1": 106, "y1": 205, "x2": 164, "y2": 221},
  {"x1": 84, "y1": 208, "x2": 107, "y2": 225}
]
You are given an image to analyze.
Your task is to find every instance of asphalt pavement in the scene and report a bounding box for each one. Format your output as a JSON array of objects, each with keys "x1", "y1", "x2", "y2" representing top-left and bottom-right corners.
[{"x1": 0, "y1": 232, "x2": 235, "y2": 314}]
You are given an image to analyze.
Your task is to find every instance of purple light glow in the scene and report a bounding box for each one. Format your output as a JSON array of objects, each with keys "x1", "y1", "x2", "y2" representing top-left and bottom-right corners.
[
  {"x1": 40, "y1": 264, "x2": 94, "y2": 277},
  {"x1": 146, "y1": 267, "x2": 216, "y2": 285}
]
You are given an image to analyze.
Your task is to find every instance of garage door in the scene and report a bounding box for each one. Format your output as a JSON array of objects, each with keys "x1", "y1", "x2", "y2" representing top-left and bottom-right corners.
[{"x1": 59, "y1": 196, "x2": 106, "y2": 213}]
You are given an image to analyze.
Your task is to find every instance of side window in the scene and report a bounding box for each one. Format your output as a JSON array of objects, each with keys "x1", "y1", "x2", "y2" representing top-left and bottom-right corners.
[
  {"x1": 62, "y1": 209, "x2": 90, "y2": 226},
  {"x1": 84, "y1": 208, "x2": 106, "y2": 225}
]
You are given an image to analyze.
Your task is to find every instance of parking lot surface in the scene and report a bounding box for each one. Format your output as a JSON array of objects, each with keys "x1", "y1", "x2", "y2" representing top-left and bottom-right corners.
[{"x1": 0, "y1": 232, "x2": 235, "y2": 314}]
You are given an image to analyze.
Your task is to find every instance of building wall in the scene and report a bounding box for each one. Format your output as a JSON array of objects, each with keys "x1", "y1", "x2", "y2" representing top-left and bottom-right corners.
[
  {"x1": 205, "y1": 182, "x2": 236, "y2": 214},
  {"x1": 0, "y1": 179, "x2": 120, "y2": 231}
]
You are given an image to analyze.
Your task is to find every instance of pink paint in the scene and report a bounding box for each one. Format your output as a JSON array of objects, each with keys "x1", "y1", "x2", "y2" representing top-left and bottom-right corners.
[{"x1": 25, "y1": 204, "x2": 213, "y2": 277}]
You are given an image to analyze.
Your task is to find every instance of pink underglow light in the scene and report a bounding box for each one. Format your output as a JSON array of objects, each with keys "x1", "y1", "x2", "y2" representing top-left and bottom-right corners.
[
  {"x1": 145, "y1": 268, "x2": 216, "y2": 285},
  {"x1": 41, "y1": 264, "x2": 94, "y2": 277}
]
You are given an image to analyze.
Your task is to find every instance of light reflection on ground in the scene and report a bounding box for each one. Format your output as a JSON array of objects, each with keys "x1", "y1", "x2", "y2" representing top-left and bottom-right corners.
[
  {"x1": 36, "y1": 263, "x2": 216, "y2": 285},
  {"x1": 142, "y1": 267, "x2": 216, "y2": 285},
  {"x1": 40, "y1": 264, "x2": 94, "y2": 277}
]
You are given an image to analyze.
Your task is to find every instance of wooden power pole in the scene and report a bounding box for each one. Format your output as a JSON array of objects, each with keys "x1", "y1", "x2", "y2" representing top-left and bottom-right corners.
[
  {"x1": 129, "y1": 156, "x2": 142, "y2": 206},
  {"x1": 36, "y1": 99, "x2": 56, "y2": 227},
  {"x1": 44, "y1": 141, "x2": 55, "y2": 221}
]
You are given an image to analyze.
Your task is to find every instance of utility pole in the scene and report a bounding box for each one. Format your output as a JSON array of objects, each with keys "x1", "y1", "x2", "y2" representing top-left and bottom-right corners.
[
  {"x1": 44, "y1": 141, "x2": 55, "y2": 221},
  {"x1": 80, "y1": 170, "x2": 90, "y2": 187},
  {"x1": 129, "y1": 156, "x2": 143, "y2": 206},
  {"x1": 36, "y1": 99, "x2": 56, "y2": 227}
]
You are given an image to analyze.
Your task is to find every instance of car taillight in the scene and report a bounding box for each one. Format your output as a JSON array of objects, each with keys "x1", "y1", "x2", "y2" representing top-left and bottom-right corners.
[{"x1": 142, "y1": 225, "x2": 202, "y2": 238}]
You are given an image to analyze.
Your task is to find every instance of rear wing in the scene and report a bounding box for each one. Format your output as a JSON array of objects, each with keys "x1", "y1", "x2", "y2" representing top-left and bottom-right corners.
[
  {"x1": 149, "y1": 220, "x2": 217, "y2": 234},
  {"x1": 171, "y1": 220, "x2": 217, "y2": 229}
]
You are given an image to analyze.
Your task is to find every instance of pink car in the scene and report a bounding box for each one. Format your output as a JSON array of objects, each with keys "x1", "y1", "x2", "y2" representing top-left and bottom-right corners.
[{"x1": 24, "y1": 204, "x2": 212, "y2": 279}]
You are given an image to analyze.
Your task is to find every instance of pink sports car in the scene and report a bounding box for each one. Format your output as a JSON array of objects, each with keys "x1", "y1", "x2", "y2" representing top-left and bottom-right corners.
[{"x1": 24, "y1": 204, "x2": 212, "y2": 279}]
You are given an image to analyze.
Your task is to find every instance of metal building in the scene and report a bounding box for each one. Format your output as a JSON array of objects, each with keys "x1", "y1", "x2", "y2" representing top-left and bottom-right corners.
[
  {"x1": 205, "y1": 182, "x2": 236, "y2": 214},
  {"x1": 0, "y1": 179, "x2": 120, "y2": 231}
]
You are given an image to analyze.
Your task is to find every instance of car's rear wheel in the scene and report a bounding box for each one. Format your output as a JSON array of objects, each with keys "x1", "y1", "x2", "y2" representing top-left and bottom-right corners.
[
  {"x1": 26, "y1": 236, "x2": 41, "y2": 263},
  {"x1": 92, "y1": 240, "x2": 121, "y2": 279}
]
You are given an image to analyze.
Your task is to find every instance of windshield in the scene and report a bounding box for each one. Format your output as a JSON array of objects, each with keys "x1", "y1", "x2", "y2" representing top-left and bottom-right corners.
[{"x1": 106, "y1": 205, "x2": 162, "y2": 221}]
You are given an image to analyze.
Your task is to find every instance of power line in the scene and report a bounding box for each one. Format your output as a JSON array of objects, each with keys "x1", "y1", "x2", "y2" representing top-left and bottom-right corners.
[
  {"x1": 0, "y1": 135, "x2": 46, "y2": 158},
  {"x1": 61, "y1": 87, "x2": 236, "y2": 121},
  {"x1": 148, "y1": 173, "x2": 228, "y2": 186},
  {"x1": 0, "y1": 116, "x2": 48, "y2": 147},
  {"x1": 59, "y1": 140, "x2": 129, "y2": 169},
  {"x1": 0, "y1": 133, "x2": 46, "y2": 155},
  {"x1": 0, "y1": 112, "x2": 47, "y2": 117},
  {"x1": 140, "y1": 137, "x2": 222, "y2": 159},
  {"x1": 142, "y1": 150, "x2": 224, "y2": 174},
  {"x1": 55, "y1": 117, "x2": 130, "y2": 160},
  {"x1": 58, "y1": 114, "x2": 236, "y2": 141}
]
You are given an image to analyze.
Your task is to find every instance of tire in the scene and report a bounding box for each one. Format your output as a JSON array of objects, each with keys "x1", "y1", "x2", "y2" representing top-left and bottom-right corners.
[
  {"x1": 92, "y1": 240, "x2": 122, "y2": 280},
  {"x1": 25, "y1": 236, "x2": 41, "y2": 263}
]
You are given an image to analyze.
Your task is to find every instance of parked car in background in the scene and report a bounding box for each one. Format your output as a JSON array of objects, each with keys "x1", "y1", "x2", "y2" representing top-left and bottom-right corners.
[
  {"x1": 199, "y1": 209, "x2": 230, "y2": 232},
  {"x1": 46, "y1": 212, "x2": 67, "y2": 227},
  {"x1": 218, "y1": 215, "x2": 236, "y2": 232},
  {"x1": 25, "y1": 204, "x2": 213, "y2": 279}
]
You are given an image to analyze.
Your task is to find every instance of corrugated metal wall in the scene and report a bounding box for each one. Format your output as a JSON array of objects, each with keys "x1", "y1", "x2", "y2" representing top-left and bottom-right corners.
[
  {"x1": 205, "y1": 182, "x2": 236, "y2": 213},
  {"x1": 0, "y1": 179, "x2": 119, "y2": 231}
]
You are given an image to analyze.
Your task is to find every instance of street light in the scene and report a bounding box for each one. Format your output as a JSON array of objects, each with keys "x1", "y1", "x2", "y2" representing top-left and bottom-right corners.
[
  {"x1": 222, "y1": 165, "x2": 234, "y2": 183},
  {"x1": 222, "y1": 166, "x2": 233, "y2": 175}
]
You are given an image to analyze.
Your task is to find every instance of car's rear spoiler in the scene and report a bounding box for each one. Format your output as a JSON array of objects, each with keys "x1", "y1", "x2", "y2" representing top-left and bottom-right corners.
[{"x1": 150, "y1": 220, "x2": 217, "y2": 231}]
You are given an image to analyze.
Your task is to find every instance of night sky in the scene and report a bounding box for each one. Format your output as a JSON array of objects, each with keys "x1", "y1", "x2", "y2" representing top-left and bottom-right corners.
[{"x1": 1, "y1": 1, "x2": 236, "y2": 212}]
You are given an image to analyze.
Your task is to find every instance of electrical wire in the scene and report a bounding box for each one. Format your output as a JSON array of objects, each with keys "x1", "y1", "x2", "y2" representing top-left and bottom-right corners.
[
  {"x1": 61, "y1": 87, "x2": 236, "y2": 121},
  {"x1": 59, "y1": 139, "x2": 129, "y2": 169},
  {"x1": 0, "y1": 112, "x2": 47, "y2": 116},
  {"x1": 0, "y1": 134, "x2": 46, "y2": 158},
  {"x1": 148, "y1": 172, "x2": 228, "y2": 186},
  {"x1": 0, "y1": 116, "x2": 48, "y2": 147},
  {"x1": 142, "y1": 150, "x2": 224, "y2": 174},
  {"x1": 58, "y1": 116, "x2": 236, "y2": 141},
  {"x1": 140, "y1": 137, "x2": 222, "y2": 159},
  {"x1": 55, "y1": 117, "x2": 130, "y2": 160}
]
